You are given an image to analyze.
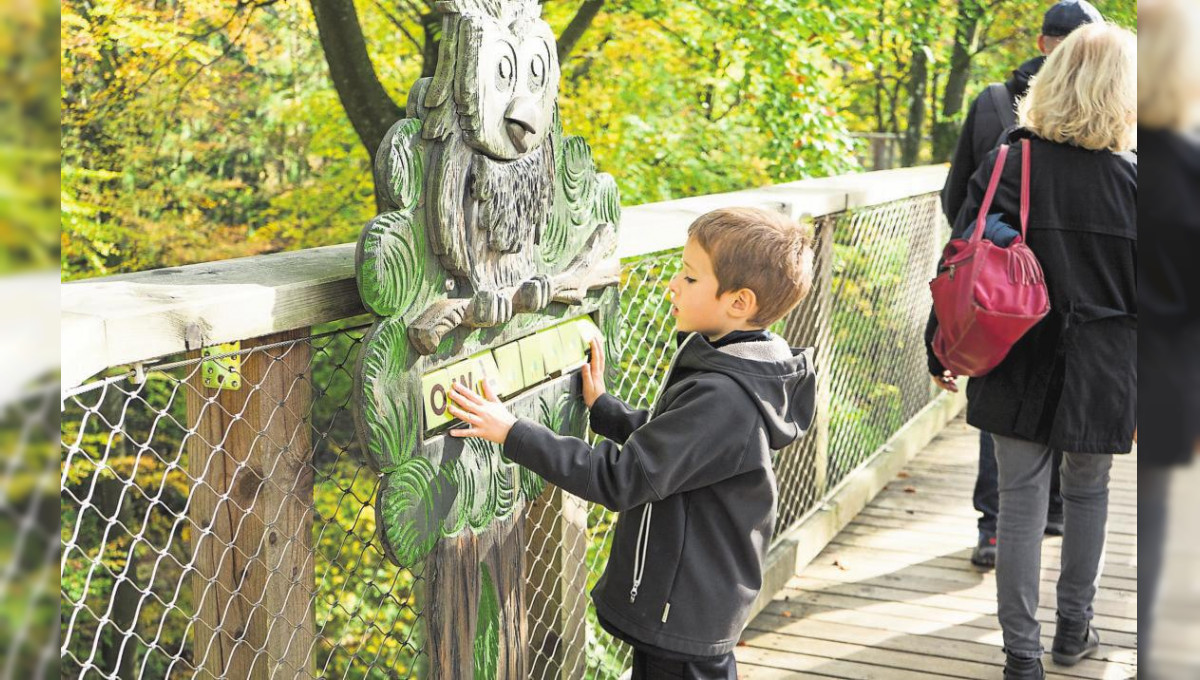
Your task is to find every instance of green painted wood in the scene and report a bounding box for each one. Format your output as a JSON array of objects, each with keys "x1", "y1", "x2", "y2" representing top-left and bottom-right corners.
[{"x1": 352, "y1": 0, "x2": 621, "y2": 675}]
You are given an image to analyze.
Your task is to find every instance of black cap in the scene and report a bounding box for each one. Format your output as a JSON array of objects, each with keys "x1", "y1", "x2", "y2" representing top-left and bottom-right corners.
[{"x1": 1042, "y1": 0, "x2": 1104, "y2": 37}]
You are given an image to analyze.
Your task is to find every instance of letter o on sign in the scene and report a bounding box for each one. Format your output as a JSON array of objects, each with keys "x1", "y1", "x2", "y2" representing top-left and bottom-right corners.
[{"x1": 430, "y1": 383, "x2": 448, "y2": 416}]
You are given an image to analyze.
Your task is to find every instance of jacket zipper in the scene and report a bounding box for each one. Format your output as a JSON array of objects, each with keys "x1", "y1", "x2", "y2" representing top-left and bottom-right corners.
[{"x1": 630, "y1": 332, "x2": 698, "y2": 606}]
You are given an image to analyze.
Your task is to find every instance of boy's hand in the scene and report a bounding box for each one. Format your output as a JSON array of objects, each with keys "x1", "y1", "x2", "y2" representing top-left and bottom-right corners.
[
  {"x1": 582, "y1": 337, "x2": 607, "y2": 409},
  {"x1": 447, "y1": 380, "x2": 517, "y2": 445},
  {"x1": 931, "y1": 370, "x2": 959, "y2": 393}
]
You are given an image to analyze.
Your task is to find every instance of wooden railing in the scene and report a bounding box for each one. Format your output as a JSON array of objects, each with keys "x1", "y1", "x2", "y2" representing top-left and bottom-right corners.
[{"x1": 60, "y1": 164, "x2": 957, "y2": 680}]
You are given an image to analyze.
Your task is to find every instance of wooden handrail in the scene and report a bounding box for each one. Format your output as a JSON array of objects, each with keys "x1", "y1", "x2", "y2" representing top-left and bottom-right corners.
[{"x1": 60, "y1": 165, "x2": 948, "y2": 391}]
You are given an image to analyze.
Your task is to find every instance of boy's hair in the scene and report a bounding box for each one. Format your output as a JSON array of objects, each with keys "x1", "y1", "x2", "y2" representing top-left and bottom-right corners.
[{"x1": 687, "y1": 207, "x2": 816, "y2": 327}]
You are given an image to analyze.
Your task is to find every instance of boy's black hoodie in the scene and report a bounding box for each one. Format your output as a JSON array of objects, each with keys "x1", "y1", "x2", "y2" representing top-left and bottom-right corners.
[{"x1": 503, "y1": 331, "x2": 816, "y2": 657}]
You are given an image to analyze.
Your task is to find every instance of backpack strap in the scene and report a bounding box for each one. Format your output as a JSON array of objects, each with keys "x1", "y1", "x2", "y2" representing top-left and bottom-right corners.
[
  {"x1": 1019, "y1": 138, "x2": 1031, "y2": 239},
  {"x1": 988, "y1": 83, "x2": 1017, "y2": 131},
  {"x1": 972, "y1": 143, "x2": 1010, "y2": 244}
]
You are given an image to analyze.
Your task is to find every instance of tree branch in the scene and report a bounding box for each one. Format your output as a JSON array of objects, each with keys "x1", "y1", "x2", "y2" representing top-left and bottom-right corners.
[{"x1": 372, "y1": 0, "x2": 424, "y2": 54}]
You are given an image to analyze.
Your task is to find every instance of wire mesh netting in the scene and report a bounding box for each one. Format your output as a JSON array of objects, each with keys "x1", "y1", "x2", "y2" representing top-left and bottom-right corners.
[{"x1": 54, "y1": 192, "x2": 947, "y2": 679}]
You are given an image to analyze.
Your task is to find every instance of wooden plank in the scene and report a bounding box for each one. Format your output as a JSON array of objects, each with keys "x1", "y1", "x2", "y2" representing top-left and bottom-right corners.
[
  {"x1": 854, "y1": 505, "x2": 1138, "y2": 539},
  {"x1": 826, "y1": 533, "x2": 1138, "y2": 581},
  {"x1": 736, "y1": 642, "x2": 954, "y2": 679},
  {"x1": 62, "y1": 166, "x2": 949, "y2": 390},
  {"x1": 821, "y1": 539, "x2": 1138, "y2": 584},
  {"x1": 789, "y1": 570, "x2": 1136, "y2": 621},
  {"x1": 751, "y1": 599, "x2": 1137, "y2": 655},
  {"x1": 187, "y1": 330, "x2": 315, "y2": 679},
  {"x1": 777, "y1": 580, "x2": 1137, "y2": 634},
  {"x1": 63, "y1": 244, "x2": 364, "y2": 389},
  {"x1": 748, "y1": 611, "x2": 1136, "y2": 668},
  {"x1": 760, "y1": 592, "x2": 1137, "y2": 648},
  {"x1": 801, "y1": 556, "x2": 1136, "y2": 608}
]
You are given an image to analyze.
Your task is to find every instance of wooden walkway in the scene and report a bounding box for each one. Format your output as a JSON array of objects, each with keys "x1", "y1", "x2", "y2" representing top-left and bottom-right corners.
[{"x1": 736, "y1": 416, "x2": 1138, "y2": 679}]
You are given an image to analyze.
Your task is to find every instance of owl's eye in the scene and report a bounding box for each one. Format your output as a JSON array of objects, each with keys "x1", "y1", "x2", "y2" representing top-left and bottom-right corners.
[
  {"x1": 530, "y1": 54, "x2": 547, "y2": 88},
  {"x1": 496, "y1": 54, "x2": 516, "y2": 89}
]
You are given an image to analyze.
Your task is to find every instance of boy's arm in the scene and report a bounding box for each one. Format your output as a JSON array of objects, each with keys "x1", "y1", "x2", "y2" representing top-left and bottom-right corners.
[
  {"x1": 588, "y1": 392, "x2": 648, "y2": 444},
  {"x1": 505, "y1": 380, "x2": 752, "y2": 512}
]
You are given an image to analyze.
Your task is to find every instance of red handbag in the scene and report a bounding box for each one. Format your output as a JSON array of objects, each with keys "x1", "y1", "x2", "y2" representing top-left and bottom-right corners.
[{"x1": 930, "y1": 139, "x2": 1050, "y2": 377}]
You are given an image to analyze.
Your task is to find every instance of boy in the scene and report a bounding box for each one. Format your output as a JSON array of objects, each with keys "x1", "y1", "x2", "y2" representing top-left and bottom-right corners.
[{"x1": 447, "y1": 207, "x2": 817, "y2": 679}]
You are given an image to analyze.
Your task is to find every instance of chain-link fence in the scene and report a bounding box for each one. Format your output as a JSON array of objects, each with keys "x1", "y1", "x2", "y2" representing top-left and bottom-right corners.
[{"x1": 56, "y1": 190, "x2": 947, "y2": 679}]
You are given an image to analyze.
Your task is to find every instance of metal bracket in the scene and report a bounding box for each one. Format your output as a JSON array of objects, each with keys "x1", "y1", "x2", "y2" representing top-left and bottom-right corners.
[{"x1": 201, "y1": 342, "x2": 242, "y2": 391}]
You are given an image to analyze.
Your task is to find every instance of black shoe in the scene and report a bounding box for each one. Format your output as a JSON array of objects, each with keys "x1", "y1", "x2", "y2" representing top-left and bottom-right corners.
[
  {"x1": 1004, "y1": 653, "x2": 1045, "y2": 679},
  {"x1": 1045, "y1": 512, "x2": 1064, "y2": 536},
  {"x1": 1052, "y1": 614, "x2": 1100, "y2": 666},
  {"x1": 971, "y1": 532, "x2": 997, "y2": 569}
]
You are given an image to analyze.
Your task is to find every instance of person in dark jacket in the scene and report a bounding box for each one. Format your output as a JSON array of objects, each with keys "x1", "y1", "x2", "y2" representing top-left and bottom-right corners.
[
  {"x1": 1134, "y1": 1, "x2": 1200, "y2": 674},
  {"x1": 941, "y1": 0, "x2": 1103, "y2": 569},
  {"x1": 447, "y1": 207, "x2": 817, "y2": 679},
  {"x1": 926, "y1": 24, "x2": 1137, "y2": 680}
]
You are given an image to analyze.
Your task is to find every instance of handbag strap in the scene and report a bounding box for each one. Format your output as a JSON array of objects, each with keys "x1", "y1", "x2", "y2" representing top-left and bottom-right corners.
[
  {"x1": 972, "y1": 143, "x2": 1010, "y2": 244},
  {"x1": 1019, "y1": 138, "x2": 1031, "y2": 239}
]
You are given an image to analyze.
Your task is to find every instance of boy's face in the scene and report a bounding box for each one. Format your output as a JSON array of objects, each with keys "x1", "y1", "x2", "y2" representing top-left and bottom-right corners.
[{"x1": 667, "y1": 238, "x2": 747, "y2": 338}]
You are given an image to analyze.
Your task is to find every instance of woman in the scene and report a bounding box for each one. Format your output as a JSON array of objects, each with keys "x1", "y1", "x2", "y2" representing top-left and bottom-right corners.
[
  {"x1": 1136, "y1": 0, "x2": 1200, "y2": 675},
  {"x1": 924, "y1": 24, "x2": 1137, "y2": 680}
]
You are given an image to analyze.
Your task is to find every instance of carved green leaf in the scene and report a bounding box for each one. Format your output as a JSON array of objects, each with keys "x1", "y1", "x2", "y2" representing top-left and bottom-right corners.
[
  {"x1": 358, "y1": 211, "x2": 426, "y2": 318},
  {"x1": 375, "y1": 118, "x2": 424, "y2": 211},
  {"x1": 594, "y1": 172, "x2": 621, "y2": 229},
  {"x1": 378, "y1": 457, "x2": 443, "y2": 567},
  {"x1": 359, "y1": 318, "x2": 417, "y2": 470},
  {"x1": 473, "y1": 563, "x2": 500, "y2": 680},
  {"x1": 561, "y1": 136, "x2": 597, "y2": 229}
]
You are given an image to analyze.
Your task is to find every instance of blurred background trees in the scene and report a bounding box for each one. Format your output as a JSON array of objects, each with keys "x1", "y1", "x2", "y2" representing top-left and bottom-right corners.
[{"x1": 60, "y1": 0, "x2": 1135, "y2": 280}]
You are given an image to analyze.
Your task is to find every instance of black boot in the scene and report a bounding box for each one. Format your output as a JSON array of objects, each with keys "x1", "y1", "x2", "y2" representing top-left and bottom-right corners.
[
  {"x1": 1003, "y1": 653, "x2": 1045, "y2": 679},
  {"x1": 1051, "y1": 614, "x2": 1100, "y2": 666}
]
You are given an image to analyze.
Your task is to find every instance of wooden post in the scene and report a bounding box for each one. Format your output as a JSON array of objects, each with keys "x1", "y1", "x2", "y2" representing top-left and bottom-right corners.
[
  {"x1": 425, "y1": 509, "x2": 528, "y2": 679},
  {"x1": 525, "y1": 485, "x2": 589, "y2": 680},
  {"x1": 187, "y1": 329, "x2": 315, "y2": 679}
]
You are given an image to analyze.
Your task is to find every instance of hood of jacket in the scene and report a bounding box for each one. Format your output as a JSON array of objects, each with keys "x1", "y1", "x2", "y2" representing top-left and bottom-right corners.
[
  {"x1": 671, "y1": 331, "x2": 816, "y2": 450},
  {"x1": 1006, "y1": 56, "x2": 1046, "y2": 99}
]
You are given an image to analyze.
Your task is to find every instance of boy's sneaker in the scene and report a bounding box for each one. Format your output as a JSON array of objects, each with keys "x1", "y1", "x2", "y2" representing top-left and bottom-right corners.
[
  {"x1": 1003, "y1": 653, "x2": 1045, "y2": 679},
  {"x1": 971, "y1": 532, "x2": 997, "y2": 569},
  {"x1": 1045, "y1": 512, "x2": 1065, "y2": 536},
  {"x1": 1051, "y1": 614, "x2": 1100, "y2": 666}
]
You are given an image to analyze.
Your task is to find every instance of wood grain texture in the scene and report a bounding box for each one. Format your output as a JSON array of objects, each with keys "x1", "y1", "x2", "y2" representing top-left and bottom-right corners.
[{"x1": 186, "y1": 329, "x2": 315, "y2": 679}]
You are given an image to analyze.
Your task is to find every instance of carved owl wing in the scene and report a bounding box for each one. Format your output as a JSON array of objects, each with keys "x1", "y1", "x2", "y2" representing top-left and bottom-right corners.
[{"x1": 356, "y1": 118, "x2": 441, "y2": 318}]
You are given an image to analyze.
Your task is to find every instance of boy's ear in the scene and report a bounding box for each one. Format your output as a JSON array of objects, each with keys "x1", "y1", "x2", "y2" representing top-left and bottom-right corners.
[{"x1": 727, "y1": 287, "x2": 758, "y2": 320}]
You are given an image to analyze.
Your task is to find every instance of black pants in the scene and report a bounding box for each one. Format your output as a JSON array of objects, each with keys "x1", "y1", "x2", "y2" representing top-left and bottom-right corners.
[
  {"x1": 631, "y1": 649, "x2": 737, "y2": 680},
  {"x1": 974, "y1": 429, "x2": 1063, "y2": 534}
]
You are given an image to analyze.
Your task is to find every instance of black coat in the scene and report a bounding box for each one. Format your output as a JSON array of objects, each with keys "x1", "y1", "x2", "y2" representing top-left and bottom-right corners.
[
  {"x1": 1138, "y1": 127, "x2": 1200, "y2": 465},
  {"x1": 926, "y1": 129, "x2": 1138, "y2": 454},
  {"x1": 941, "y1": 57, "x2": 1045, "y2": 224},
  {"x1": 504, "y1": 332, "x2": 816, "y2": 657}
]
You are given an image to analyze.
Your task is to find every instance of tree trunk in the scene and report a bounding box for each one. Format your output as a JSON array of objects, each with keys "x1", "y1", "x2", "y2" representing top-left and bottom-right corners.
[
  {"x1": 310, "y1": 0, "x2": 404, "y2": 161},
  {"x1": 931, "y1": 0, "x2": 981, "y2": 161},
  {"x1": 902, "y1": 45, "x2": 929, "y2": 167},
  {"x1": 557, "y1": 0, "x2": 606, "y2": 63}
]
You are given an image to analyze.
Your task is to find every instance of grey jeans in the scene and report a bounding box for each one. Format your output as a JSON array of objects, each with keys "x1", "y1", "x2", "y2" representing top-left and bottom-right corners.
[{"x1": 992, "y1": 434, "x2": 1113, "y2": 659}]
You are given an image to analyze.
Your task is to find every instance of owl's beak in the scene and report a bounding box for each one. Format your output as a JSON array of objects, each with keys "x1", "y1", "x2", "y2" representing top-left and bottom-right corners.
[{"x1": 505, "y1": 97, "x2": 541, "y2": 154}]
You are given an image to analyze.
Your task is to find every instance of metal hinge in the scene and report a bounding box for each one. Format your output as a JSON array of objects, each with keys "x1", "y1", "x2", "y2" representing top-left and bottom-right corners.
[{"x1": 201, "y1": 342, "x2": 242, "y2": 390}]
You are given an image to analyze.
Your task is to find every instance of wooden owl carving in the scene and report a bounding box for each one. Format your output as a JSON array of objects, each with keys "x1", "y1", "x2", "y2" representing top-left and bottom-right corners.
[{"x1": 353, "y1": 0, "x2": 622, "y2": 570}]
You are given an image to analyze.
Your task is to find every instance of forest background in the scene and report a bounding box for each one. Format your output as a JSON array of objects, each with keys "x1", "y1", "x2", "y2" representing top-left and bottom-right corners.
[{"x1": 60, "y1": 0, "x2": 1136, "y2": 280}]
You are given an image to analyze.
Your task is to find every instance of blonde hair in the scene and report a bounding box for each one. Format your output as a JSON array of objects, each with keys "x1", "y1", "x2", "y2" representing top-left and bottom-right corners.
[
  {"x1": 687, "y1": 207, "x2": 815, "y2": 327},
  {"x1": 1138, "y1": 0, "x2": 1200, "y2": 132},
  {"x1": 1017, "y1": 23, "x2": 1137, "y2": 152}
]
